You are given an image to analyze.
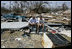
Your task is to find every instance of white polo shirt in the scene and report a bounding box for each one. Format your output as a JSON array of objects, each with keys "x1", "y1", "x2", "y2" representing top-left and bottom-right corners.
[{"x1": 28, "y1": 18, "x2": 37, "y2": 23}]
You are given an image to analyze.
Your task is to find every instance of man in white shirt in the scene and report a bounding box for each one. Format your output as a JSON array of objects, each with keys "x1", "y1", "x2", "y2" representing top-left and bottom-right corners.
[
  {"x1": 28, "y1": 15, "x2": 45, "y2": 34},
  {"x1": 28, "y1": 16, "x2": 37, "y2": 26},
  {"x1": 28, "y1": 16, "x2": 37, "y2": 33}
]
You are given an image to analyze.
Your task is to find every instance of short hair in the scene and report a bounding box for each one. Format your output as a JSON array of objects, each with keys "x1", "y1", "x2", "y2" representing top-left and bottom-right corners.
[{"x1": 40, "y1": 15, "x2": 42, "y2": 17}]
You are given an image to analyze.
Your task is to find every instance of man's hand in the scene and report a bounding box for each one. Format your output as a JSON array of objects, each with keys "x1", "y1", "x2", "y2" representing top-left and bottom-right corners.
[
  {"x1": 30, "y1": 22, "x2": 36, "y2": 25},
  {"x1": 32, "y1": 22, "x2": 35, "y2": 24}
]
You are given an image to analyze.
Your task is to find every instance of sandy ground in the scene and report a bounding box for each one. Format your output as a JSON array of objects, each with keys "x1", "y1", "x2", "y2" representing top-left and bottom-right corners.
[
  {"x1": 1, "y1": 27, "x2": 71, "y2": 48},
  {"x1": 1, "y1": 31, "x2": 43, "y2": 48}
]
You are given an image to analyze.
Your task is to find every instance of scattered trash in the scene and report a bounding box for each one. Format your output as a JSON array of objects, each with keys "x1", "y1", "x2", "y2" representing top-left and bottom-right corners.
[
  {"x1": 25, "y1": 29, "x2": 30, "y2": 33},
  {"x1": 51, "y1": 30, "x2": 56, "y2": 34},
  {"x1": 22, "y1": 34, "x2": 28, "y2": 37},
  {"x1": 15, "y1": 38, "x2": 22, "y2": 41},
  {"x1": 1, "y1": 40, "x2": 4, "y2": 42},
  {"x1": 1, "y1": 46, "x2": 6, "y2": 48},
  {"x1": 58, "y1": 29, "x2": 71, "y2": 37}
]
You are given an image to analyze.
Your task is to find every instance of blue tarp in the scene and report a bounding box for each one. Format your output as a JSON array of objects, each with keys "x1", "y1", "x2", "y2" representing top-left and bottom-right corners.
[{"x1": 3, "y1": 13, "x2": 27, "y2": 19}]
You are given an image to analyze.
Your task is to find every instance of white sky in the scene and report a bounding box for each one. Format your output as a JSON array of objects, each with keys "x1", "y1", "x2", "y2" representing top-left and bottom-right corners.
[{"x1": 1, "y1": 1, "x2": 71, "y2": 9}]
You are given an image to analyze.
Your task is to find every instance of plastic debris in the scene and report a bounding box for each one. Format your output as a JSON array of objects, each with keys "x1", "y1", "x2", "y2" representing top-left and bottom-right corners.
[
  {"x1": 15, "y1": 38, "x2": 22, "y2": 41},
  {"x1": 1, "y1": 46, "x2": 5, "y2": 48}
]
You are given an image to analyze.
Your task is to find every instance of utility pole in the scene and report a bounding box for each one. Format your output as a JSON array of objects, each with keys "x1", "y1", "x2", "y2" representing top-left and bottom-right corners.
[
  {"x1": 10, "y1": 1, "x2": 11, "y2": 12},
  {"x1": 55, "y1": 2, "x2": 57, "y2": 12}
]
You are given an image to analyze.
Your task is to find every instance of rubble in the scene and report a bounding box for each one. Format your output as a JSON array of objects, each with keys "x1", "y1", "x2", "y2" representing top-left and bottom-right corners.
[
  {"x1": 58, "y1": 30, "x2": 71, "y2": 37},
  {"x1": 42, "y1": 33, "x2": 53, "y2": 48},
  {"x1": 15, "y1": 38, "x2": 22, "y2": 41},
  {"x1": 1, "y1": 31, "x2": 43, "y2": 48},
  {"x1": 1, "y1": 45, "x2": 6, "y2": 48}
]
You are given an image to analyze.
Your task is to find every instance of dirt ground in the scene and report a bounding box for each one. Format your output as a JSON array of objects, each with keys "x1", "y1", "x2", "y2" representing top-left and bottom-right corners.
[
  {"x1": 1, "y1": 27, "x2": 71, "y2": 48},
  {"x1": 1, "y1": 31, "x2": 43, "y2": 48}
]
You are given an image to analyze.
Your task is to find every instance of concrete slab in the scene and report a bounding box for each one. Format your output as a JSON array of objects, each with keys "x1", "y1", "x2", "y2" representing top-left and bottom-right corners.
[{"x1": 1, "y1": 22, "x2": 29, "y2": 30}]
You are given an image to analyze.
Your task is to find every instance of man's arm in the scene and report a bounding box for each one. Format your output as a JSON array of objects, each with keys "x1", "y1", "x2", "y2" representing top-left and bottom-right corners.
[
  {"x1": 28, "y1": 18, "x2": 35, "y2": 25},
  {"x1": 28, "y1": 18, "x2": 32, "y2": 24}
]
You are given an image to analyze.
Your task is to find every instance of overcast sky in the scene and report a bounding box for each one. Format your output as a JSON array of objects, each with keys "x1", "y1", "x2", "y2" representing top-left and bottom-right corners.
[{"x1": 1, "y1": 1, "x2": 71, "y2": 9}]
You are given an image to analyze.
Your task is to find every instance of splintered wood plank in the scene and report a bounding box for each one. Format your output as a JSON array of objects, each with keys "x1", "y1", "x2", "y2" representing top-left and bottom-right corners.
[{"x1": 41, "y1": 33, "x2": 53, "y2": 48}]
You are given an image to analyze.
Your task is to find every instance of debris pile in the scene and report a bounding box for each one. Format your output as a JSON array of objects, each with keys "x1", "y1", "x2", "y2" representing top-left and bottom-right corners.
[{"x1": 1, "y1": 31, "x2": 43, "y2": 48}]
